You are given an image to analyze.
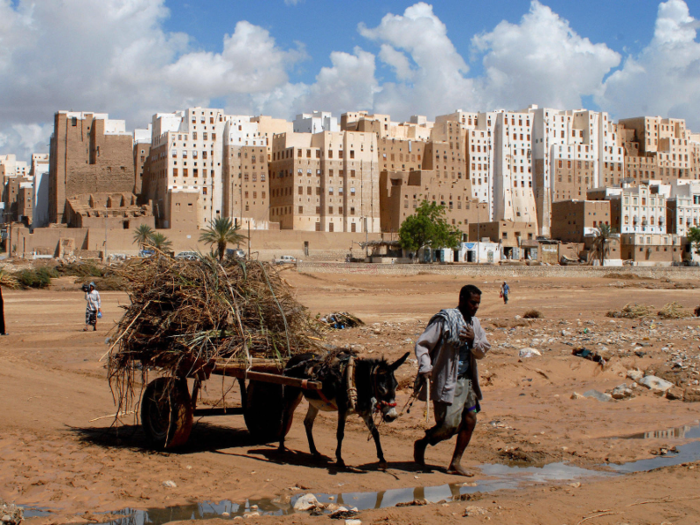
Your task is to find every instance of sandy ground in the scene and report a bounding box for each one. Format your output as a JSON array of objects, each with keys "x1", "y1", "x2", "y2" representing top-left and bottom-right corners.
[{"x1": 2, "y1": 271, "x2": 700, "y2": 524}]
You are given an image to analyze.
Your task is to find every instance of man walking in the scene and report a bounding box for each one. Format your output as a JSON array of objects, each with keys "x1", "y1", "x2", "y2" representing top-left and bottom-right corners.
[
  {"x1": 413, "y1": 284, "x2": 490, "y2": 476},
  {"x1": 84, "y1": 282, "x2": 101, "y2": 331},
  {"x1": 500, "y1": 281, "x2": 510, "y2": 304}
]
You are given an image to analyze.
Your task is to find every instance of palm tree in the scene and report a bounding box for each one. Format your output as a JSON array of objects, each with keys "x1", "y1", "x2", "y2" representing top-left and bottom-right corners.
[
  {"x1": 199, "y1": 217, "x2": 246, "y2": 261},
  {"x1": 133, "y1": 224, "x2": 154, "y2": 249},
  {"x1": 146, "y1": 232, "x2": 172, "y2": 251},
  {"x1": 592, "y1": 224, "x2": 612, "y2": 266}
]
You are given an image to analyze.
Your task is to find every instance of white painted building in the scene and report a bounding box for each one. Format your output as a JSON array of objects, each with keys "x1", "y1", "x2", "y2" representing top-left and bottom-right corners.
[
  {"x1": 618, "y1": 184, "x2": 667, "y2": 234},
  {"x1": 0, "y1": 154, "x2": 28, "y2": 178},
  {"x1": 530, "y1": 106, "x2": 624, "y2": 237},
  {"x1": 458, "y1": 241, "x2": 501, "y2": 264},
  {"x1": 293, "y1": 111, "x2": 338, "y2": 133},
  {"x1": 31, "y1": 153, "x2": 50, "y2": 228},
  {"x1": 492, "y1": 110, "x2": 537, "y2": 225},
  {"x1": 146, "y1": 107, "x2": 231, "y2": 228},
  {"x1": 133, "y1": 125, "x2": 152, "y2": 145}
]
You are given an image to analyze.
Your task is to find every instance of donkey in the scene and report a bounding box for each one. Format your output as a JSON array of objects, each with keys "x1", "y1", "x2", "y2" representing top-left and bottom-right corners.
[{"x1": 279, "y1": 348, "x2": 409, "y2": 469}]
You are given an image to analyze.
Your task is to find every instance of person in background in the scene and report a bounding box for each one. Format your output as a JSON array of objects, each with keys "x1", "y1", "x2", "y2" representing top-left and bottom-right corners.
[
  {"x1": 84, "y1": 282, "x2": 101, "y2": 332},
  {"x1": 500, "y1": 281, "x2": 510, "y2": 304},
  {"x1": 0, "y1": 284, "x2": 6, "y2": 335},
  {"x1": 413, "y1": 284, "x2": 491, "y2": 476}
]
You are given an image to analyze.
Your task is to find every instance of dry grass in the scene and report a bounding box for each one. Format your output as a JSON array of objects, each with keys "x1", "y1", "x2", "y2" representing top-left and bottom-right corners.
[
  {"x1": 0, "y1": 269, "x2": 19, "y2": 289},
  {"x1": 523, "y1": 309, "x2": 544, "y2": 319},
  {"x1": 606, "y1": 303, "x2": 655, "y2": 319},
  {"x1": 606, "y1": 302, "x2": 692, "y2": 319},
  {"x1": 657, "y1": 302, "x2": 692, "y2": 319}
]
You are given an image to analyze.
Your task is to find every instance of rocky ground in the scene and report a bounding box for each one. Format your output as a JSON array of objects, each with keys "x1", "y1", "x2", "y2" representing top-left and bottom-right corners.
[{"x1": 2, "y1": 270, "x2": 700, "y2": 524}]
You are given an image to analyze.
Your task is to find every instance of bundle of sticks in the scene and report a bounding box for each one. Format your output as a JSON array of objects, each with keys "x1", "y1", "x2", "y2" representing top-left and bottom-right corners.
[{"x1": 107, "y1": 253, "x2": 321, "y2": 412}]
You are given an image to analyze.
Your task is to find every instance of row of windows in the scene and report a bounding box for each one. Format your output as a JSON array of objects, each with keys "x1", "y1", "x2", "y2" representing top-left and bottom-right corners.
[
  {"x1": 271, "y1": 206, "x2": 357, "y2": 216},
  {"x1": 172, "y1": 168, "x2": 215, "y2": 178},
  {"x1": 623, "y1": 216, "x2": 665, "y2": 225},
  {"x1": 241, "y1": 173, "x2": 266, "y2": 182},
  {"x1": 272, "y1": 149, "x2": 360, "y2": 161},
  {"x1": 240, "y1": 191, "x2": 266, "y2": 199},
  {"x1": 274, "y1": 169, "x2": 358, "y2": 178}
]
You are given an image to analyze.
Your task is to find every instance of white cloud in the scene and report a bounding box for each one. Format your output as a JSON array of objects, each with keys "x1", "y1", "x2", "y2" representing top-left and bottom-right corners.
[
  {"x1": 162, "y1": 21, "x2": 304, "y2": 98},
  {"x1": 598, "y1": 0, "x2": 700, "y2": 128},
  {"x1": 284, "y1": 0, "x2": 304, "y2": 5},
  {"x1": 378, "y1": 44, "x2": 413, "y2": 82},
  {"x1": 0, "y1": 0, "x2": 302, "y2": 160},
  {"x1": 473, "y1": 1, "x2": 620, "y2": 111},
  {"x1": 359, "y1": 2, "x2": 478, "y2": 119},
  {"x1": 3, "y1": 0, "x2": 700, "y2": 164}
]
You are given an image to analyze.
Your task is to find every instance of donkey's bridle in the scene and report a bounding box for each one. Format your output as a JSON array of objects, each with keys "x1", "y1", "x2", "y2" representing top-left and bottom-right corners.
[{"x1": 371, "y1": 363, "x2": 397, "y2": 413}]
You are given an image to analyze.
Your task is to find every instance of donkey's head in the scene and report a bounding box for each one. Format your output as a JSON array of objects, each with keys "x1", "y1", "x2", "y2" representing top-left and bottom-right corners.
[{"x1": 371, "y1": 352, "x2": 410, "y2": 422}]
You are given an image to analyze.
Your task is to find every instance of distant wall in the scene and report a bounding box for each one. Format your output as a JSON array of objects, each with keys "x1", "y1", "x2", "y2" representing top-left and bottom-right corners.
[
  {"x1": 8, "y1": 224, "x2": 384, "y2": 260},
  {"x1": 296, "y1": 261, "x2": 700, "y2": 280}
]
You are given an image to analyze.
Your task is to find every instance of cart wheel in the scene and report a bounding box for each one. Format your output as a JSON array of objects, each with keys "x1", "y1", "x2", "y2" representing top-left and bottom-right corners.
[
  {"x1": 141, "y1": 377, "x2": 193, "y2": 449},
  {"x1": 244, "y1": 381, "x2": 287, "y2": 443}
]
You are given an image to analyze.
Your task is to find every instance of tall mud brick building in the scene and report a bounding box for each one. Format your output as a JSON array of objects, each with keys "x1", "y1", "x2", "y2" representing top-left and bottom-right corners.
[{"x1": 48, "y1": 111, "x2": 134, "y2": 224}]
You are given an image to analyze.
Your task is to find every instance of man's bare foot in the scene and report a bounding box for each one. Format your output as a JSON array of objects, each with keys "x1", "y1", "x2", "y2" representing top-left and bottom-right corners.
[
  {"x1": 414, "y1": 439, "x2": 427, "y2": 466},
  {"x1": 447, "y1": 463, "x2": 474, "y2": 477}
]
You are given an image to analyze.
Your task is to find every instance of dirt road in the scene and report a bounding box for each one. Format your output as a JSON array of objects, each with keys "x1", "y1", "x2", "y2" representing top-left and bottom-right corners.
[{"x1": 2, "y1": 271, "x2": 700, "y2": 524}]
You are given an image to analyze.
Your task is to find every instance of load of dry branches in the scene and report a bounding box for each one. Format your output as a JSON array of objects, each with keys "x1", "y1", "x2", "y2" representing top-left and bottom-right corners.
[{"x1": 107, "y1": 253, "x2": 322, "y2": 412}]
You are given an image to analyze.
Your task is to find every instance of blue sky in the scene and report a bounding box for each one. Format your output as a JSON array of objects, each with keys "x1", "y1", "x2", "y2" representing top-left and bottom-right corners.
[
  {"x1": 1, "y1": 0, "x2": 700, "y2": 161},
  {"x1": 162, "y1": 0, "x2": 656, "y2": 86}
]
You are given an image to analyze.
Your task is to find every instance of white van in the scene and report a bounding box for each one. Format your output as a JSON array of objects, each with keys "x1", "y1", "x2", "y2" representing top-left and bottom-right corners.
[{"x1": 275, "y1": 255, "x2": 298, "y2": 265}]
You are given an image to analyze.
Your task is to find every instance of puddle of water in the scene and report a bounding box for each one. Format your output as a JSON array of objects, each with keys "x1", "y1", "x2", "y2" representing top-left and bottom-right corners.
[
  {"x1": 622, "y1": 421, "x2": 700, "y2": 440},
  {"x1": 610, "y1": 439, "x2": 700, "y2": 474},
  {"x1": 23, "y1": 422, "x2": 700, "y2": 524},
  {"x1": 82, "y1": 461, "x2": 603, "y2": 525},
  {"x1": 20, "y1": 508, "x2": 52, "y2": 518}
]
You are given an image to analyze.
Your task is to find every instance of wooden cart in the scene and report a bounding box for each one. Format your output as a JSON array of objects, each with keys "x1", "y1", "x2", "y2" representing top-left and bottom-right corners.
[{"x1": 140, "y1": 358, "x2": 321, "y2": 449}]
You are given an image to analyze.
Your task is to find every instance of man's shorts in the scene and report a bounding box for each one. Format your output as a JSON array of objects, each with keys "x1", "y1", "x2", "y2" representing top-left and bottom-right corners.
[{"x1": 430, "y1": 377, "x2": 479, "y2": 443}]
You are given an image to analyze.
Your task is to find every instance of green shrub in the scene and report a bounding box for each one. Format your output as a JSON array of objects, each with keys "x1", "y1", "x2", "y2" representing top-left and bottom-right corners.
[
  {"x1": 17, "y1": 267, "x2": 58, "y2": 289},
  {"x1": 56, "y1": 261, "x2": 106, "y2": 278}
]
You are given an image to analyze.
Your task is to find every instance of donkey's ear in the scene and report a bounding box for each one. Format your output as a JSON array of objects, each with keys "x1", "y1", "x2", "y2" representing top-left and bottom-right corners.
[{"x1": 391, "y1": 352, "x2": 410, "y2": 371}]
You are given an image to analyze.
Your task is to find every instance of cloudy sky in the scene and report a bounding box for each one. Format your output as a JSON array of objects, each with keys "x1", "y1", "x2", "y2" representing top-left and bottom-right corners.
[{"x1": 1, "y1": 0, "x2": 700, "y2": 162}]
